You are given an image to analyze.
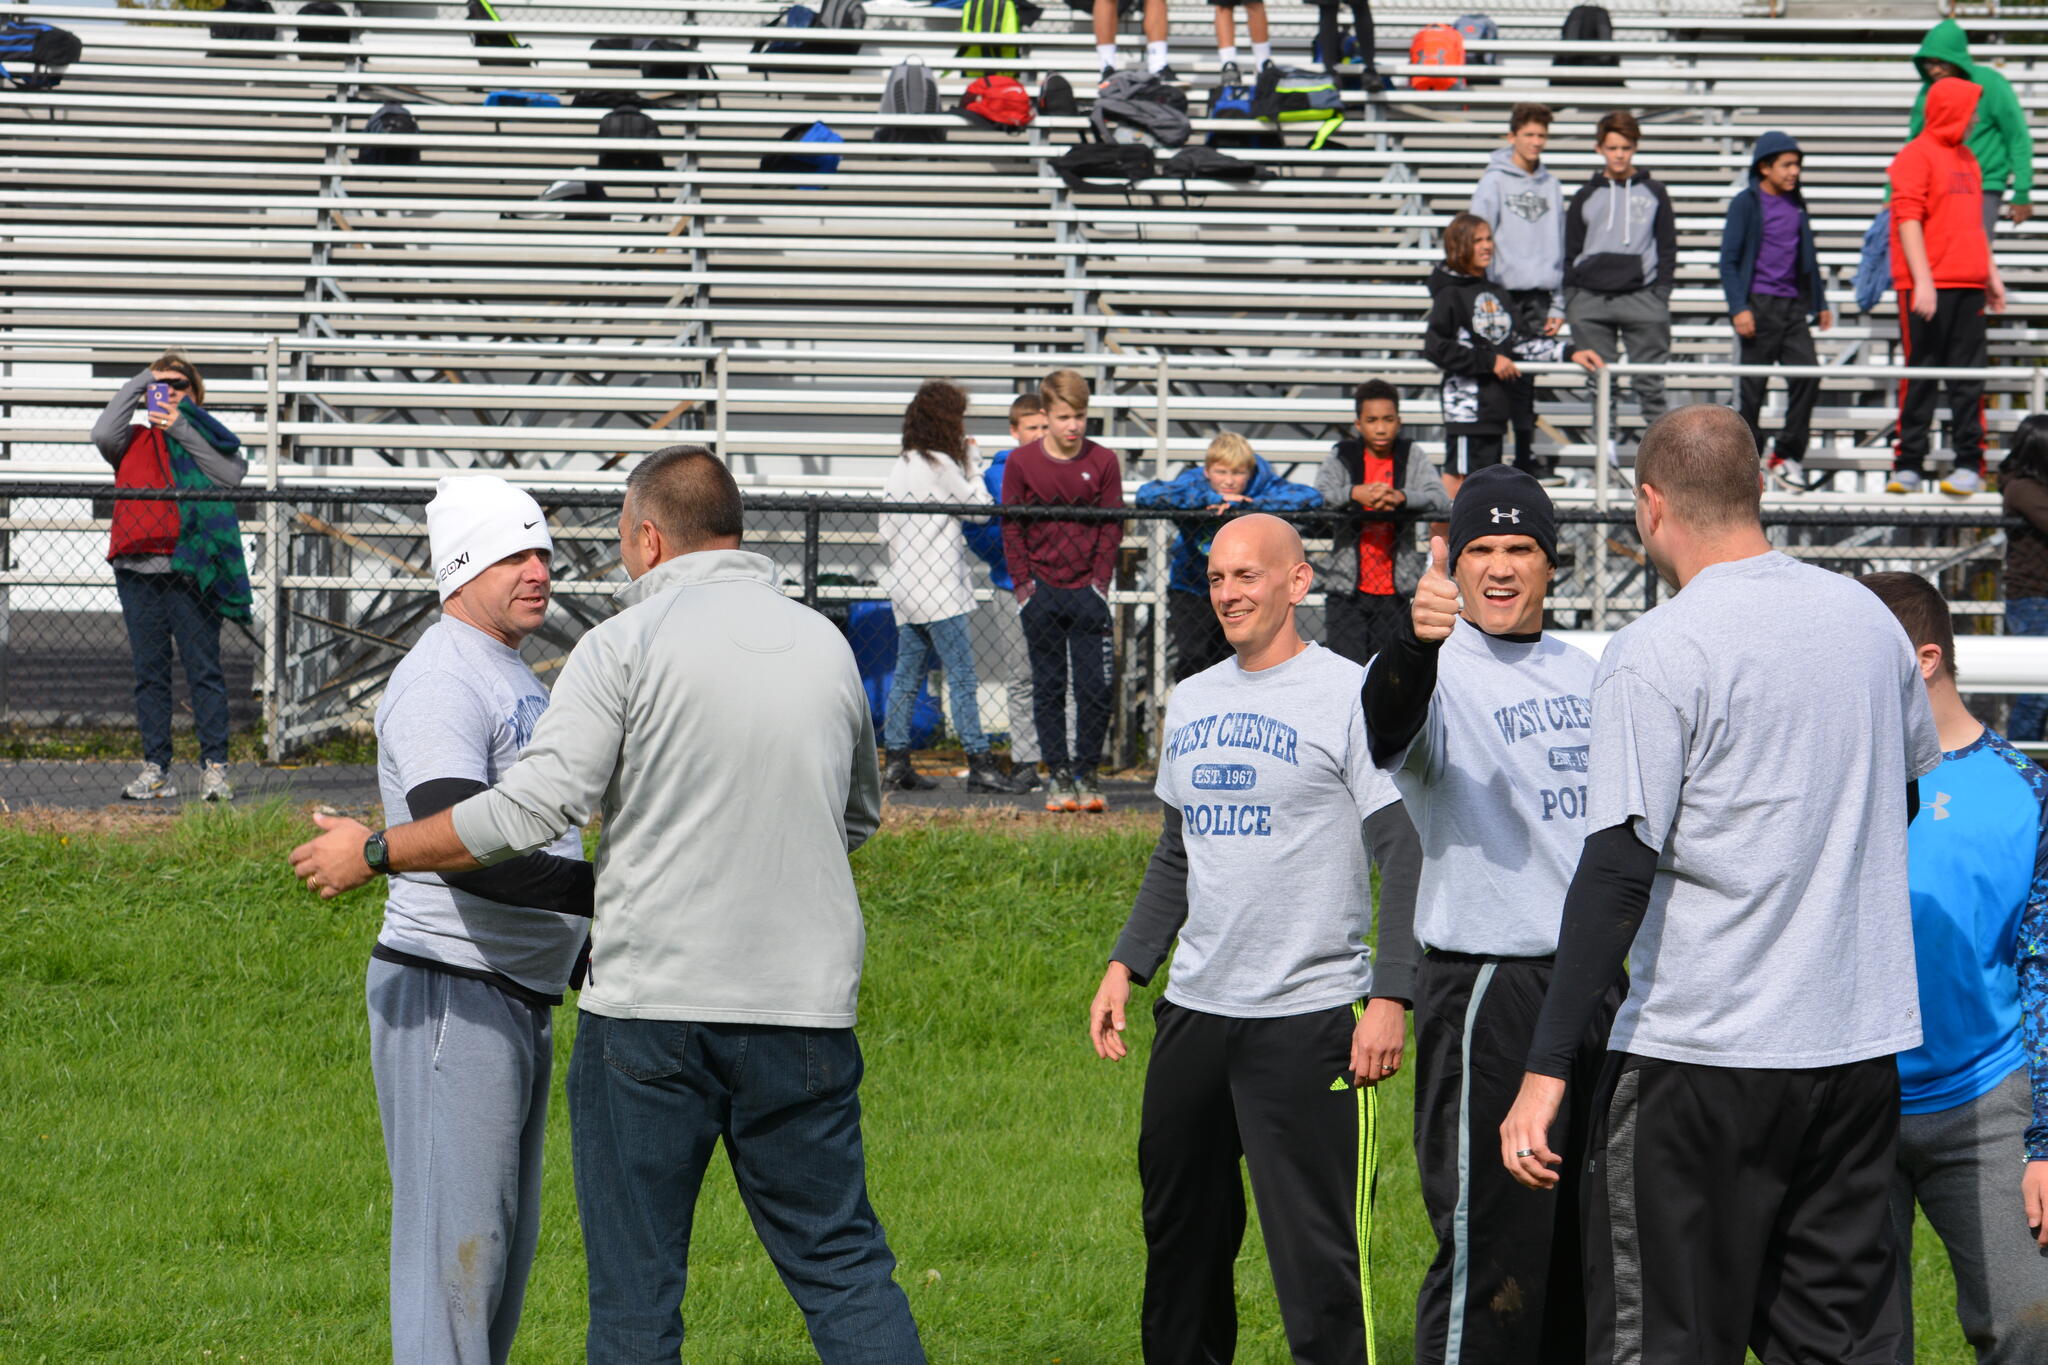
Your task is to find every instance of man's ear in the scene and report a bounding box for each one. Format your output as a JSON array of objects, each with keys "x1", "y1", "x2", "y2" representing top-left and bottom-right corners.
[
  {"x1": 1918, "y1": 643, "x2": 1945, "y2": 683},
  {"x1": 1289, "y1": 559, "x2": 1315, "y2": 604}
]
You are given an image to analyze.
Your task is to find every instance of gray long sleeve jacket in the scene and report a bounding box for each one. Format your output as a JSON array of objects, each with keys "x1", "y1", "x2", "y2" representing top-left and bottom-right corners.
[
  {"x1": 450, "y1": 549, "x2": 884, "y2": 1028},
  {"x1": 1314, "y1": 439, "x2": 1452, "y2": 598},
  {"x1": 92, "y1": 369, "x2": 249, "y2": 572}
]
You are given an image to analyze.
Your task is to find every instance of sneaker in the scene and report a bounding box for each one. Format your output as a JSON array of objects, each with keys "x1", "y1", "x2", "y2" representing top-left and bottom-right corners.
[
  {"x1": 1074, "y1": 768, "x2": 1108, "y2": 813},
  {"x1": 121, "y1": 761, "x2": 176, "y2": 801},
  {"x1": 1044, "y1": 768, "x2": 1076, "y2": 814},
  {"x1": 1886, "y1": 469, "x2": 1924, "y2": 494},
  {"x1": 1100, "y1": 64, "x2": 1116, "y2": 87},
  {"x1": 201, "y1": 761, "x2": 235, "y2": 803},
  {"x1": 1152, "y1": 65, "x2": 1182, "y2": 85},
  {"x1": 1217, "y1": 61, "x2": 1241, "y2": 89},
  {"x1": 966, "y1": 752, "x2": 1028, "y2": 794},
  {"x1": 1522, "y1": 458, "x2": 1567, "y2": 487},
  {"x1": 1767, "y1": 454, "x2": 1806, "y2": 490},
  {"x1": 1009, "y1": 760, "x2": 1043, "y2": 792},
  {"x1": 1939, "y1": 466, "x2": 1986, "y2": 497},
  {"x1": 1359, "y1": 65, "x2": 1387, "y2": 94}
]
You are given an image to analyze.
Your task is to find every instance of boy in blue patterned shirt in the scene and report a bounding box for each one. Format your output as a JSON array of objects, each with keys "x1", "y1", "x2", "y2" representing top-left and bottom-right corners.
[{"x1": 1861, "y1": 572, "x2": 2048, "y2": 1365}]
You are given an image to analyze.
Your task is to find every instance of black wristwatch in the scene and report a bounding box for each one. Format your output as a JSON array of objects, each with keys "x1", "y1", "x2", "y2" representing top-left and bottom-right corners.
[{"x1": 363, "y1": 831, "x2": 392, "y2": 876}]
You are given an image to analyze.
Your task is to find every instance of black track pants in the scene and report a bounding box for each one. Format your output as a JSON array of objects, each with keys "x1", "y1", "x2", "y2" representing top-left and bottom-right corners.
[
  {"x1": 1413, "y1": 951, "x2": 1618, "y2": 1365},
  {"x1": 1139, "y1": 997, "x2": 1381, "y2": 1365},
  {"x1": 1583, "y1": 1053, "x2": 1904, "y2": 1365}
]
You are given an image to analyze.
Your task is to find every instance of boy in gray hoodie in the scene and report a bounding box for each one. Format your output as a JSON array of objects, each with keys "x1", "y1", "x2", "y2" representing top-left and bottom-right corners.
[{"x1": 1469, "y1": 103, "x2": 1566, "y2": 477}]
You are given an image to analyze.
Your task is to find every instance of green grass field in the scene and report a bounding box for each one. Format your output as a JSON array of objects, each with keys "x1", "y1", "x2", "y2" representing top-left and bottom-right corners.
[{"x1": 0, "y1": 807, "x2": 1971, "y2": 1362}]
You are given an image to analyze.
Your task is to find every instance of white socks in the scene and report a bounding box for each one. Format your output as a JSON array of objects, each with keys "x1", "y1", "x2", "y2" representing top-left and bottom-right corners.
[
  {"x1": 1218, "y1": 46, "x2": 1237, "y2": 66},
  {"x1": 1252, "y1": 40, "x2": 1271, "y2": 66},
  {"x1": 1096, "y1": 42, "x2": 1117, "y2": 68},
  {"x1": 1146, "y1": 39, "x2": 1169, "y2": 72}
]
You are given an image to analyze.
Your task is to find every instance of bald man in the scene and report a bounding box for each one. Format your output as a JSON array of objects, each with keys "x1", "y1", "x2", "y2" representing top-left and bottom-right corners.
[
  {"x1": 1089, "y1": 514, "x2": 1422, "y2": 1363},
  {"x1": 1504, "y1": 405, "x2": 1939, "y2": 1365}
]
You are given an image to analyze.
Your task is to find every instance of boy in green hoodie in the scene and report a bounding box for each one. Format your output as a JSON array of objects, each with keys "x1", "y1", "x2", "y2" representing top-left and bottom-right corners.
[{"x1": 1911, "y1": 20, "x2": 2034, "y2": 232}]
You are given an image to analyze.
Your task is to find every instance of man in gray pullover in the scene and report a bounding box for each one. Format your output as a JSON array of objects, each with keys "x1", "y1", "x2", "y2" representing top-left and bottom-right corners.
[
  {"x1": 291, "y1": 446, "x2": 924, "y2": 1365},
  {"x1": 1469, "y1": 103, "x2": 1566, "y2": 477}
]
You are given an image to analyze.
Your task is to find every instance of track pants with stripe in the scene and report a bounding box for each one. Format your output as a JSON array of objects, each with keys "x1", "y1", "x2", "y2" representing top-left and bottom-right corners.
[
  {"x1": 1140, "y1": 997, "x2": 1380, "y2": 1365},
  {"x1": 1583, "y1": 1053, "x2": 1904, "y2": 1365},
  {"x1": 1413, "y1": 951, "x2": 1618, "y2": 1365}
]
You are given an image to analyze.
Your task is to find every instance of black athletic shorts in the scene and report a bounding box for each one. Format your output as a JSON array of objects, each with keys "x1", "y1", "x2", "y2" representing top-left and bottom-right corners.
[{"x1": 1445, "y1": 431, "x2": 1504, "y2": 477}]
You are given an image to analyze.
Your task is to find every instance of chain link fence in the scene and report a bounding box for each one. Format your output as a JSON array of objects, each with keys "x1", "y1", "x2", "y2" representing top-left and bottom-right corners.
[{"x1": 0, "y1": 479, "x2": 2023, "y2": 807}]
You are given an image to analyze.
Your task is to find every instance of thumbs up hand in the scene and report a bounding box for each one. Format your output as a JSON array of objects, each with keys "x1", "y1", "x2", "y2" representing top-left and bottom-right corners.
[{"x1": 1413, "y1": 536, "x2": 1461, "y2": 643}]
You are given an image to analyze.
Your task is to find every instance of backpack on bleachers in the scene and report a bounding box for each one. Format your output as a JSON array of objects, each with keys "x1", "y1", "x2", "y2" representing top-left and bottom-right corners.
[
  {"x1": 1250, "y1": 65, "x2": 1345, "y2": 150},
  {"x1": 876, "y1": 57, "x2": 945, "y2": 143},
  {"x1": 1207, "y1": 79, "x2": 1281, "y2": 151},
  {"x1": 357, "y1": 101, "x2": 421, "y2": 166},
  {"x1": 1051, "y1": 141, "x2": 1155, "y2": 189},
  {"x1": 957, "y1": 0, "x2": 1022, "y2": 79},
  {"x1": 485, "y1": 89, "x2": 561, "y2": 107},
  {"x1": 761, "y1": 121, "x2": 845, "y2": 177},
  {"x1": 1158, "y1": 146, "x2": 1265, "y2": 182},
  {"x1": 466, "y1": 0, "x2": 526, "y2": 63},
  {"x1": 1855, "y1": 209, "x2": 1893, "y2": 314},
  {"x1": 960, "y1": 74, "x2": 1034, "y2": 129},
  {"x1": 756, "y1": 0, "x2": 866, "y2": 58},
  {"x1": 596, "y1": 103, "x2": 666, "y2": 171},
  {"x1": 294, "y1": 2, "x2": 354, "y2": 46},
  {"x1": 1408, "y1": 25, "x2": 1464, "y2": 92},
  {"x1": 0, "y1": 20, "x2": 81, "y2": 90},
  {"x1": 1556, "y1": 5, "x2": 1616, "y2": 67},
  {"x1": 1038, "y1": 73, "x2": 1077, "y2": 118},
  {"x1": 208, "y1": 0, "x2": 274, "y2": 46},
  {"x1": 1091, "y1": 70, "x2": 1190, "y2": 149},
  {"x1": 1453, "y1": 13, "x2": 1496, "y2": 82}
]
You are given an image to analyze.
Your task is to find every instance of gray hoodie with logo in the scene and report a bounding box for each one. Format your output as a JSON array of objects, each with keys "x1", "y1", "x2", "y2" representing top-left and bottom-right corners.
[{"x1": 1468, "y1": 146, "x2": 1566, "y2": 319}]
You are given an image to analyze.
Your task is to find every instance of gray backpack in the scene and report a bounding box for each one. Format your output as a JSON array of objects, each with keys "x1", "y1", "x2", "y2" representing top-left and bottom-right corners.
[
  {"x1": 1089, "y1": 69, "x2": 1190, "y2": 148},
  {"x1": 875, "y1": 57, "x2": 944, "y2": 143}
]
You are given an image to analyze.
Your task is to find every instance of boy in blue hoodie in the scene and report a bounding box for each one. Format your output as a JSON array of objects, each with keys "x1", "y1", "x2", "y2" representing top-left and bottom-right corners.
[
  {"x1": 1136, "y1": 432, "x2": 1319, "y2": 680},
  {"x1": 1719, "y1": 131, "x2": 1833, "y2": 488}
]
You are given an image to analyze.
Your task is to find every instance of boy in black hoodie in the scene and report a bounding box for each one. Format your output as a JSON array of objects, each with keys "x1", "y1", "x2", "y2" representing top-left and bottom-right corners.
[
  {"x1": 1565, "y1": 111, "x2": 1678, "y2": 434},
  {"x1": 1425, "y1": 213, "x2": 1604, "y2": 494}
]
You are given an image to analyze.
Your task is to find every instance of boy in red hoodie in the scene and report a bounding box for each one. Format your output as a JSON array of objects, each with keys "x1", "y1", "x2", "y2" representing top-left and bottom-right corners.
[{"x1": 1887, "y1": 76, "x2": 2008, "y2": 497}]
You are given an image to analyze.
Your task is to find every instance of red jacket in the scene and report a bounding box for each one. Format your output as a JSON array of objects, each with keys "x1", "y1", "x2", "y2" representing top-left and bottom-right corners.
[
  {"x1": 107, "y1": 426, "x2": 181, "y2": 559},
  {"x1": 1889, "y1": 77, "x2": 1989, "y2": 291},
  {"x1": 999, "y1": 437, "x2": 1124, "y2": 592}
]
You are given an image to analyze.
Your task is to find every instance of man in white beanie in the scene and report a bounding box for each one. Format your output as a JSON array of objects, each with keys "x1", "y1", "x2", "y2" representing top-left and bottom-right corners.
[{"x1": 367, "y1": 473, "x2": 593, "y2": 1365}]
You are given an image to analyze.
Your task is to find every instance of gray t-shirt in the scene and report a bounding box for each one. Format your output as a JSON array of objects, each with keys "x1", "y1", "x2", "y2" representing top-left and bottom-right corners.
[
  {"x1": 374, "y1": 617, "x2": 587, "y2": 996},
  {"x1": 1383, "y1": 623, "x2": 1599, "y2": 957},
  {"x1": 1588, "y1": 551, "x2": 1942, "y2": 1068},
  {"x1": 1153, "y1": 643, "x2": 1401, "y2": 1018}
]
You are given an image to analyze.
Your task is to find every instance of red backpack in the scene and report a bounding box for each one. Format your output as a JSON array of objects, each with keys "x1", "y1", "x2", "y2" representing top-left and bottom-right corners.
[
  {"x1": 960, "y1": 74, "x2": 1033, "y2": 129},
  {"x1": 1409, "y1": 24, "x2": 1465, "y2": 91}
]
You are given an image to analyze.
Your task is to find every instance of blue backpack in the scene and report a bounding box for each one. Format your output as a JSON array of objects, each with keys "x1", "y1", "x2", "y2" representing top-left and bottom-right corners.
[
  {"x1": 1207, "y1": 81, "x2": 1280, "y2": 150},
  {"x1": 753, "y1": 4, "x2": 819, "y2": 53},
  {"x1": 761, "y1": 120, "x2": 844, "y2": 178},
  {"x1": 0, "y1": 21, "x2": 81, "y2": 90},
  {"x1": 485, "y1": 89, "x2": 560, "y2": 106},
  {"x1": 1855, "y1": 209, "x2": 1893, "y2": 314}
]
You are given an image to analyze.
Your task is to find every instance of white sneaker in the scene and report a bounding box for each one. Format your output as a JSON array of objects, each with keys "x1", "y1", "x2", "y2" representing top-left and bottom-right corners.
[
  {"x1": 1939, "y1": 467, "x2": 1986, "y2": 497},
  {"x1": 122, "y1": 762, "x2": 177, "y2": 801},
  {"x1": 1886, "y1": 470, "x2": 1924, "y2": 494},
  {"x1": 1768, "y1": 455, "x2": 1806, "y2": 490},
  {"x1": 201, "y1": 761, "x2": 235, "y2": 803}
]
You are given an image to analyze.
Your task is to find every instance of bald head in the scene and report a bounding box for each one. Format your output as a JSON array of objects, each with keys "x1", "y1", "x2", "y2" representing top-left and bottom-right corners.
[
  {"x1": 1635, "y1": 404, "x2": 1763, "y2": 531},
  {"x1": 1210, "y1": 512, "x2": 1305, "y2": 570}
]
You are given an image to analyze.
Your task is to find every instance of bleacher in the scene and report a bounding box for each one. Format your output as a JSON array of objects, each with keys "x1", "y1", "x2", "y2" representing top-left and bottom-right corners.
[{"x1": 2, "y1": 0, "x2": 2045, "y2": 489}]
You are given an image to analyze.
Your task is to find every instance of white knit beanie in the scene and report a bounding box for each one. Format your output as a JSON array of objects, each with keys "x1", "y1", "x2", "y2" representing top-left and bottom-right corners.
[{"x1": 426, "y1": 474, "x2": 554, "y2": 602}]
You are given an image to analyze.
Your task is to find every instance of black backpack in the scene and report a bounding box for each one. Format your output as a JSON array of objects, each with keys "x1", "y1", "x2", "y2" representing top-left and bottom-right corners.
[
  {"x1": 467, "y1": 0, "x2": 527, "y2": 66},
  {"x1": 294, "y1": 2, "x2": 353, "y2": 45},
  {"x1": 0, "y1": 20, "x2": 81, "y2": 89},
  {"x1": 208, "y1": 0, "x2": 274, "y2": 47},
  {"x1": 1051, "y1": 141, "x2": 1155, "y2": 188},
  {"x1": 588, "y1": 35, "x2": 709, "y2": 88},
  {"x1": 596, "y1": 103, "x2": 666, "y2": 171},
  {"x1": 1157, "y1": 145, "x2": 1264, "y2": 181},
  {"x1": 1555, "y1": 5, "x2": 1616, "y2": 66},
  {"x1": 357, "y1": 101, "x2": 421, "y2": 166},
  {"x1": 1037, "y1": 72, "x2": 1077, "y2": 118}
]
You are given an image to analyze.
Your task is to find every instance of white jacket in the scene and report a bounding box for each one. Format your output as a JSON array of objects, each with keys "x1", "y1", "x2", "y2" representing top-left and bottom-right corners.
[
  {"x1": 451, "y1": 550, "x2": 882, "y2": 1028},
  {"x1": 879, "y1": 447, "x2": 990, "y2": 625}
]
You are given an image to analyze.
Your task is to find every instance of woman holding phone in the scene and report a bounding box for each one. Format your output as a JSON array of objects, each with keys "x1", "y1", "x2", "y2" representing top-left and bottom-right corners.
[{"x1": 91, "y1": 352, "x2": 250, "y2": 802}]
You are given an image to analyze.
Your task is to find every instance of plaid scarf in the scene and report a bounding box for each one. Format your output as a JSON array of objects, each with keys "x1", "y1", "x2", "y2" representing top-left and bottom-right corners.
[{"x1": 166, "y1": 402, "x2": 252, "y2": 622}]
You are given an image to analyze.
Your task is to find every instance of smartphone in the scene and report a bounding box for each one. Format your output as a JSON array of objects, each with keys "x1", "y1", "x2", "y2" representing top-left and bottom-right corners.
[{"x1": 145, "y1": 382, "x2": 172, "y2": 419}]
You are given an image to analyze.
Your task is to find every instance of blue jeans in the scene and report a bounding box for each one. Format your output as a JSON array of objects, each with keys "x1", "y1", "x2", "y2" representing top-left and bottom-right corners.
[
  {"x1": 567, "y1": 1013, "x2": 925, "y2": 1365},
  {"x1": 883, "y1": 614, "x2": 986, "y2": 753},
  {"x1": 114, "y1": 568, "x2": 230, "y2": 765},
  {"x1": 2007, "y1": 597, "x2": 2048, "y2": 743}
]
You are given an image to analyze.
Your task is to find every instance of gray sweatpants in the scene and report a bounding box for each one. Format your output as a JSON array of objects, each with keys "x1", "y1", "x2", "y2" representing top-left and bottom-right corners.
[
  {"x1": 1890, "y1": 1066, "x2": 2048, "y2": 1365},
  {"x1": 368, "y1": 957, "x2": 553, "y2": 1365},
  {"x1": 1566, "y1": 287, "x2": 1672, "y2": 422}
]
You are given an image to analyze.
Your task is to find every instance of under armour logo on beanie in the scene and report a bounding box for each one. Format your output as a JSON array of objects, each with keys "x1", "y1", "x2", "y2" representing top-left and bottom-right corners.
[
  {"x1": 1448, "y1": 465, "x2": 1557, "y2": 569},
  {"x1": 426, "y1": 474, "x2": 554, "y2": 602}
]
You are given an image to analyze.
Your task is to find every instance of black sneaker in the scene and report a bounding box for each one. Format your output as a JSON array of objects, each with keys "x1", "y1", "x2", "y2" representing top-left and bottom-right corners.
[
  {"x1": 1359, "y1": 64, "x2": 1387, "y2": 94},
  {"x1": 966, "y1": 752, "x2": 1028, "y2": 794},
  {"x1": 883, "y1": 749, "x2": 937, "y2": 792},
  {"x1": 1218, "y1": 61, "x2": 1241, "y2": 89},
  {"x1": 1099, "y1": 64, "x2": 1116, "y2": 88},
  {"x1": 1153, "y1": 65, "x2": 1183, "y2": 85}
]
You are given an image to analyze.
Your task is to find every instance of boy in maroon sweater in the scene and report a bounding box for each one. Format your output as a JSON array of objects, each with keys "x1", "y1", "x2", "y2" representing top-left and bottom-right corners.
[{"x1": 1002, "y1": 369, "x2": 1125, "y2": 813}]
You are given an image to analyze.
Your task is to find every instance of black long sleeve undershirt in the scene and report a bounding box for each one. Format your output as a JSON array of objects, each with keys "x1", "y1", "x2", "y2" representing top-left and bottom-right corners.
[
  {"x1": 1524, "y1": 821, "x2": 1659, "y2": 1078},
  {"x1": 1363, "y1": 617, "x2": 1443, "y2": 768},
  {"x1": 405, "y1": 777, "x2": 597, "y2": 918},
  {"x1": 1111, "y1": 805, "x2": 1189, "y2": 986}
]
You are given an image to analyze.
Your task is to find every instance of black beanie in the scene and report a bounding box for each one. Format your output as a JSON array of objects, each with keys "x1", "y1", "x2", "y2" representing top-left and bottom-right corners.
[{"x1": 1448, "y1": 465, "x2": 1558, "y2": 568}]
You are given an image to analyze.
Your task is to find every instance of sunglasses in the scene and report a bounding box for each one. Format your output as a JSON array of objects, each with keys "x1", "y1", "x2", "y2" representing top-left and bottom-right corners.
[{"x1": 157, "y1": 376, "x2": 192, "y2": 391}]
